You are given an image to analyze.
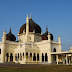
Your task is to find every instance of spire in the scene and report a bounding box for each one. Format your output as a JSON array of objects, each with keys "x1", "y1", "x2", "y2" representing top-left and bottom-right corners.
[
  {"x1": 46, "y1": 25, "x2": 48, "y2": 32},
  {"x1": 59, "y1": 35, "x2": 61, "y2": 38},
  {"x1": 4, "y1": 29, "x2": 6, "y2": 33},
  {"x1": 9, "y1": 27, "x2": 11, "y2": 33},
  {"x1": 27, "y1": 14, "x2": 29, "y2": 19},
  {"x1": 30, "y1": 12, "x2": 32, "y2": 19}
]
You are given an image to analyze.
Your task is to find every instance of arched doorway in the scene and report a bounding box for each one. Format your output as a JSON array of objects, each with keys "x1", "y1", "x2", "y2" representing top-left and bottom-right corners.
[
  {"x1": 37, "y1": 54, "x2": 39, "y2": 61},
  {"x1": 10, "y1": 53, "x2": 13, "y2": 62},
  {"x1": 45, "y1": 53, "x2": 48, "y2": 62},
  {"x1": 33, "y1": 53, "x2": 36, "y2": 61},
  {"x1": 6, "y1": 53, "x2": 9, "y2": 62},
  {"x1": 42, "y1": 53, "x2": 44, "y2": 62},
  {"x1": 53, "y1": 48, "x2": 56, "y2": 62}
]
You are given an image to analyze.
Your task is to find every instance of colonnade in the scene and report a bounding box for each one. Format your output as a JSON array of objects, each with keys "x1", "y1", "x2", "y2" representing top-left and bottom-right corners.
[
  {"x1": 55, "y1": 54, "x2": 72, "y2": 65},
  {"x1": 5, "y1": 52, "x2": 48, "y2": 63}
]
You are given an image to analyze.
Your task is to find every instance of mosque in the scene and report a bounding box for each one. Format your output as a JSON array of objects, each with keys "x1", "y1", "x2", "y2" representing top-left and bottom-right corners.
[{"x1": 0, "y1": 14, "x2": 72, "y2": 65}]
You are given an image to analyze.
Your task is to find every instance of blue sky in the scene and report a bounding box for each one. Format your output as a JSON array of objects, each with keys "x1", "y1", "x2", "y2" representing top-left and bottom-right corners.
[{"x1": 0, "y1": 0, "x2": 72, "y2": 51}]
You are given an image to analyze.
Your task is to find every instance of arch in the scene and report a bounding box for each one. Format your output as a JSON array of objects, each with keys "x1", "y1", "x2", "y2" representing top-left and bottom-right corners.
[
  {"x1": 33, "y1": 53, "x2": 36, "y2": 61},
  {"x1": 23, "y1": 53, "x2": 24, "y2": 56},
  {"x1": 0, "y1": 49, "x2": 1, "y2": 54},
  {"x1": 20, "y1": 53, "x2": 22, "y2": 61},
  {"x1": 42, "y1": 53, "x2": 44, "y2": 62},
  {"x1": 18, "y1": 53, "x2": 19, "y2": 59},
  {"x1": 26, "y1": 53, "x2": 28, "y2": 61},
  {"x1": 10, "y1": 53, "x2": 13, "y2": 62},
  {"x1": 15, "y1": 53, "x2": 17, "y2": 61},
  {"x1": 30, "y1": 53, "x2": 32, "y2": 61},
  {"x1": 6, "y1": 53, "x2": 9, "y2": 62},
  {"x1": 37, "y1": 53, "x2": 39, "y2": 61},
  {"x1": 45, "y1": 53, "x2": 48, "y2": 62},
  {"x1": 53, "y1": 48, "x2": 56, "y2": 52}
]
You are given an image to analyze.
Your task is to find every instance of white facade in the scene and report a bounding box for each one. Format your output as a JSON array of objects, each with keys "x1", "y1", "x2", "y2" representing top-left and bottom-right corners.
[{"x1": 0, "y1": 14, "x2": 72, "y2": 65}]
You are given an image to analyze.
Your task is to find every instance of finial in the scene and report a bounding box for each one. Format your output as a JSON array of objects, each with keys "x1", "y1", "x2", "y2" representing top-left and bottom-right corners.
[
  {"x1": 4, "y1": 29, "x2": 6, "y2": 32},
  {"x1": 48, "y1": 32, "x2": 50, "y2": 35},
  {"x1": 59, "y1": 35, "x2": 61, "y2": 38},
  {"x1": 27, "y1": 14, "x2": 29, "y2": 17},
  {"x1": 46, "y1": 25, "x2": 48, "y2": 32},
  {"x1": 9, "y1": 27, "x2": 11, "y2": 33},
  {"x1": 30, "y1": 12, "x2": 32, "y2": 19}
]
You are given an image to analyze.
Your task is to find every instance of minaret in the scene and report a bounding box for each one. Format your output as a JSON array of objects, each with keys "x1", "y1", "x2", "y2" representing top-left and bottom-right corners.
[
  {"x1": 30, "y1": 13, "x2": 32, "y2": 19},
  {"x1": 2, "y1": 30, "x2": 6, "y2": 42},
  {"x1": 48, "y1": 32, "x2": 51, "y2": 41},
  {"x1": 47, "y1": 32, "x2": 52, "y2": 63},
  {"x1": 58, "y1": 35, "x2": 61, "y2": 52},
  {"x1": 9, "y1": 27, "x2": 11, "y2": 33},
  {"x1": 26, "y1": 14, "x2": 30, "y2": 42},
  {"x1": 26, "y1": 14, "x2": 29, "y2": 36},
  {"x1": 1, "y1": 30, "x2": 6, "y2": 63}
]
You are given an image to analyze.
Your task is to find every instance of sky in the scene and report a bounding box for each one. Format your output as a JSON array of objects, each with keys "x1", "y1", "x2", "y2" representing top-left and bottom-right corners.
[{"x1": 0, "y1": 0, "x2": 72, "y2": 51}]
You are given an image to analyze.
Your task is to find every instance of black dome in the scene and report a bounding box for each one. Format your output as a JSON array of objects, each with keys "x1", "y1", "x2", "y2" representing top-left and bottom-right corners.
[
  {"x1": 42, "y1": 31, "x2": 53, "y2": 40},
  {"x1": 6, "y1": 28, "x2": 16, "y2": 41},
  {"x1": 20, "y1": 19, "x2": 41, "y2": 34}
]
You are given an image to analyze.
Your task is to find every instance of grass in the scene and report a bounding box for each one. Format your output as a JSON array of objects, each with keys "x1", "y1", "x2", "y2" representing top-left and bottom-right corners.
[{"x1": 0, "y1": 65, "x2": 72, "y2": 72}]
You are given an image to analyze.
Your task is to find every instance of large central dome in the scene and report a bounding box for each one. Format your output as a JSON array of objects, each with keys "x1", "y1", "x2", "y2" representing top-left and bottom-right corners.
[{"x1": 19, "y1": 19, "x2": 41, "y2": 34}]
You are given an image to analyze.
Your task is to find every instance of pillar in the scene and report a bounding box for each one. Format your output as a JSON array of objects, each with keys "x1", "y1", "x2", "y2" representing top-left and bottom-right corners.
[
  {"x1": 28, "y1": 52, "x2": 30, "y2": 62},
  {"x1": 8, "y1": 53, "x2": 10, "y2": 62},
  {"x1": 62, "y1": 55, "x2": 65, "y2": 65},
  {"x1": 36, "y1": 53, "x2": 37, "y2": 62},
  {"x1": 40, "y1": 53, "x2": 42, "y2": 62},
  {"x1": 56, "y1": 55, "x2": 58, "y2": 64},
  {"x1": 24, "y1": 52, "x2": 26, "y2": 62},
  {"x1": 66, "y1": 54, "x2": 68, "y2": 65},
  {"x1": 32, "y1": 52, "x2": 33, "y2": 62},
  {"x1": 13, "y1": 53, "x2": 15, "y2": 62}
]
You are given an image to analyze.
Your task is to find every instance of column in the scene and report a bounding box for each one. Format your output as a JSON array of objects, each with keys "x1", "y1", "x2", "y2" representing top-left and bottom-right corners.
[
  {"x1": 69, "y1": 57, "x2": 70, "y2": 65},
  {"x1": 13, "y1": 53, "x2": 15, "y2": 62},
  {"x1": 66, "y1": 54, "x2": 68, "y2": 65},
  {"x1": 40, "y1": 53, "x2": 42, "y2": 62},
  {"x1": 56, "y1": 55, "x2": 58, "y2": 65},
  {"x1": 8, "y1": 53, "x2": 10, "y2": 62},
  {"x1": 62, "y1": 55, "x2": 65, "y2": 65},
  {"x1": 32, "y1": 52, "x2": 33, "y2": 62},
  {"x1": 24, "y1": 52, "x2": 26, "y2": 62},
  {"x1": 28, "y1": 52, "x2": 30, "y2": 62},
  {"x1": 36, "y1": 53, "x2": 37, "y2": 62}
]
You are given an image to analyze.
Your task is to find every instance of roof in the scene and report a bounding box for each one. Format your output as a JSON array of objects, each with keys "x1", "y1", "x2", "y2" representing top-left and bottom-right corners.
[{"x1": 19, "y1": 19, "x2": 42, "y2": 34}]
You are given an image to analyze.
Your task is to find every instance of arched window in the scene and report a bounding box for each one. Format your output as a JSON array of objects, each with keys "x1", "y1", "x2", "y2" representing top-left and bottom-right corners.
[
  {"x1": 33, "y1": 53, "x2": 36, "y2": 61},
  {"x1": 45, "y1": 53, "x2": 48, "y2": 62},
  {"x1": 0, "y1": 49, "x2": 1, "y2": 54},
  {"x1": 53, "y1": 48, "x2": 56, "y2": 52},
  {"x1": 42, "y1": 53, "x2": 44, "y2": 62}
]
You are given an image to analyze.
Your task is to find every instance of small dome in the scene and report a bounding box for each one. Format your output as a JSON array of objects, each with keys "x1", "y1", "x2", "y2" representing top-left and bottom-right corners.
[
  {"x1": 6, "y1": 28, "x2": 16, "y2": 41},
  {"x1": 42, "y1": 31, "x2": 53, "y2": 40},
  {"x1": 19, "y1": 19, "x2": 41, "y2": 34}
]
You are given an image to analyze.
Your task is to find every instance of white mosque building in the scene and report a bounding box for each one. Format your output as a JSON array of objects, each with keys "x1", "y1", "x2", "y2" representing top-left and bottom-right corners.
[{"x1": 0, "y1": 14, "x2": 72, "y2": 64}]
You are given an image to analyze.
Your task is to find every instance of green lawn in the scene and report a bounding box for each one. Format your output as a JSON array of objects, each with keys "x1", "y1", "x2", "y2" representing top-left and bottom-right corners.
[{"x1": 0, "y1": 65, "x2": 72, "y2": 72}]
